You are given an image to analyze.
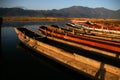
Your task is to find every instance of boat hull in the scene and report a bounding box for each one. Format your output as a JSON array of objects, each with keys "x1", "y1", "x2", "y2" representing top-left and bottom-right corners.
[
  {"x1": 14, "y1": 28, "x2": 120, "y2": 80},
  {"x1": 38, "y1": 27, "x2": 120, "y2": 53}
]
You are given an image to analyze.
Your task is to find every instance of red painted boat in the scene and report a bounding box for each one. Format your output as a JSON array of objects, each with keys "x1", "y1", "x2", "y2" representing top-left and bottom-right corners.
[
  {"x1": 71, "y1": 20, "x2": 120, "y2": 31},
  {"x1": 38, "y1": 26, "x2": 120, "y2": 53},
  {"x1": 47, "y1": 25, "x2": 120, "y2": 45}
]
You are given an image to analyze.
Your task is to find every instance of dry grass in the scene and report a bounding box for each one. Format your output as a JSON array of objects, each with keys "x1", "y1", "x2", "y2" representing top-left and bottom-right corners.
[
  {"x1": 3, "y1": 17, "x2": 120, "y2": 26},
  {"x1": 3, "y1": 17, "x2": 70, "y2": 21}
]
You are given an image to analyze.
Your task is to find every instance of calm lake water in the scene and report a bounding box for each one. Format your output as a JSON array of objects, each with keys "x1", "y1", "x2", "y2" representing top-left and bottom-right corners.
[{"x1": 2, "y1": 21, "x2": 92, "y2": 80}]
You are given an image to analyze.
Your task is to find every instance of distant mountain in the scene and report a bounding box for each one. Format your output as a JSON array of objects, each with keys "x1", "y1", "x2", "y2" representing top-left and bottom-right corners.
[{"x1": 0, "y1": 6, "x2": 120, "y2": 19}]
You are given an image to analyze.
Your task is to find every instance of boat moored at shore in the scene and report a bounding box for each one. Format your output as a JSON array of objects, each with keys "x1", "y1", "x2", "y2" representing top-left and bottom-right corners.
[
  {"x1": 38, "y1": 25, "x2": 120, "y2": 54},
  {"x1": 14, "y1": 27, "x2": 120, "y2": 80}
]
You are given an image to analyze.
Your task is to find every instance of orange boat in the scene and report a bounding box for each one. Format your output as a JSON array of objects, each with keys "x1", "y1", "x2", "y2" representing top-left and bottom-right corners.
[
  {"x1": 38, "y1": 26, "x2": 120, "y2": 53},
  {"x1": 71, "y1": 20, "x2": 120, "y2": 31},
  {"x1": 70, "y1": 20, "x2": 120, "y2": 34},
  {"x1": 47, "y1": 25, "x2": 120, "y2": 45}
]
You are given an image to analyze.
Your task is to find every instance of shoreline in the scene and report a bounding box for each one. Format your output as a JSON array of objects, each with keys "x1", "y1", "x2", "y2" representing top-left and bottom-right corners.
[{"x1": 2, "y1": 17, "x2": 120, "y2": 26}]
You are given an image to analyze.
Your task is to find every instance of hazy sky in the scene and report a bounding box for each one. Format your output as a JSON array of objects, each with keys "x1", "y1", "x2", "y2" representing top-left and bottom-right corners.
[{"x1": 0, "y1": 0, "x2": 120, "y2": 10}]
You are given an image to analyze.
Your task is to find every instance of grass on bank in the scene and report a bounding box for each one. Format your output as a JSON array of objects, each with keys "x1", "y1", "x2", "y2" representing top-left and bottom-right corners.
[{"x1": 3, "y1": 17, "x2": 120, "y2": 26}]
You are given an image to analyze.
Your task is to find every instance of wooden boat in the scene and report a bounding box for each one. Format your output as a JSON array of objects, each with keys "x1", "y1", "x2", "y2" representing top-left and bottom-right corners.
[
  {"x1": 38, "y1": 25, "x2": 120, "y2": 53},
  {"x1": 65, "y1": 23, "x2": 120, "y2": 41},
  {"x1": 42, "y1": 25, "x2": 120, "y2": 43},
  {"x1": 71, "y1": 20, "x2": 120, "y2": 31},
  {"x1": 69, "y1": 20, "x2": 120, "y2": 34},
  {"x1": 14, "y1": 27, "x2": 120, "y2": 80}
]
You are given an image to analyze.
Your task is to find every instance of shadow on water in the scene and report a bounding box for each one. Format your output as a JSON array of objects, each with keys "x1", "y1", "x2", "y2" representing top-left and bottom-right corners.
[
  {"x1": 0, "y1": 17, "x2": 3, "y2": 26},
  {"x1": 16, "y1": 42, "x2": 93, "y2": 80}
]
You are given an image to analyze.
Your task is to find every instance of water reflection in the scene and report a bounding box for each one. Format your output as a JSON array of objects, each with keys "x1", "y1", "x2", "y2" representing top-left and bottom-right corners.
[{"x1": 2, "y1": 21, "x2": 69, "y2": 27}]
